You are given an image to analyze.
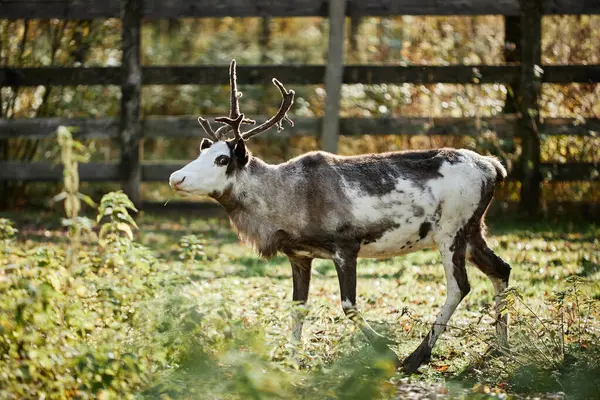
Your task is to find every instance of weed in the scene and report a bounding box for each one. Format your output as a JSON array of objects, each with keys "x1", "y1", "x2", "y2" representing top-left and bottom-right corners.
[
  {"x1": 178, "y1": 234, "x2": 207, "y2": 265},
  {"x1": 51, "y1": 126, "x2": 96, "y2": 266}
]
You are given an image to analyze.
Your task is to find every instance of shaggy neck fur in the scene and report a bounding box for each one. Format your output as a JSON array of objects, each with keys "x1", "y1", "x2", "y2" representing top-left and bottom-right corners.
[{"x1": 211, "y1": 156, "x2": 285, "y2": 257}]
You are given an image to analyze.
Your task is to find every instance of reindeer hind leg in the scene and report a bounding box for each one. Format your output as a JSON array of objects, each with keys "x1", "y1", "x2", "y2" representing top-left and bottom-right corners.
[
  {"x1": 468, "y1": 232, "x2": 511, "y2": 350},
  {"x1": 403, "y1": 232, "x2": 471, "y2": 373}
]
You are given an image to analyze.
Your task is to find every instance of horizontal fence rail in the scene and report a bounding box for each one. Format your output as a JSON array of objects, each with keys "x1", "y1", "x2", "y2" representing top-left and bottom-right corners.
[
  {"x1": 1, "y1": 0, "x2": 599, "y2": 19},
  {"x1": 2, "y1": 65, "x2": 600, "y2": 86},
  {"x1": 1, "y1": 161, "x2": 597, "y2": 183},
  {"x1": 1, "y1": 117, "x2": 599, "y2": 139}
]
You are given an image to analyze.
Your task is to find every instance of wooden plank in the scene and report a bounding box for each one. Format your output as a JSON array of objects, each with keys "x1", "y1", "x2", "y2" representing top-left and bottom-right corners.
[
  {"x1": 541, "y1": 118, "x2": 600, "y2": 136},
  {"x1": 1, "y1": 65, "x2": 519, "y2": 86},
  {"x1": 343, "y1": 65, "x2": 518, "y2": 84},
  {"x1": 349, "y1": 0, "x2": 520, "y2": 16},
  {"x1": 0, "y1": 118, "x2": 119, "y2": 139},
  {"x1": 6, "y1": 116, "x2": 514, "y2": 139},
  {"x1": 321, "y1": 0, "x2": 347, "y2": 153},
  {"x1": 540, "y1": 162, "x2": 599, "y2": 182},
  {"x1": 142, "y1": 0, "x2": 326, "y2": 18},
  {"x1": 144, "y1": 65, "x2": 519, "y2": 85},
  {"x1": 543, "y1": 65, "x2": 600, "y2": 83},
  {"x1": 5, "y1": 116, "x2": 599, "y2": 138},
  {"x1": 0, "y1": 67, "x2": 121, "y2": 86},
  {"x1": 147, "y1": 65, "x2": 521, "y2": 84},
  {"x1": 0, "y1": 0, "x2": 120, "y2": 19},
  {"x1": 143, "y1": 116, "x2": 319, "y2": 138},
  {"x1": 354, "y1": 0, "x2": 599, "y2": 16},
  {"x1": 0, "y1": 162, "x2": 120, "y2": 181},
  {"x1": 339, "y1": 116, "x2": 517, "y2": 136},
  {"x1": 143, "y1": 65, "x2": 325, "y2": 85},
  {"x1": 1, "y1": 0, "x2": 598, "y2": 19},
  {"x1": 541, "y1": 0, "x2": 600, "y2": 15},
  {"x1": 3, "y1": 64, "x2": 597, "y2": 86},
  {"x1": 2, "y1": 161, "x2": 594, "y2": 182},
  {"x1": 120, "y1": 0, "x2": 143, "y2": 205},
  {"x1": 7, "y1": 64, "x2": 599, "y2": 86},
  {"x1": 517, "y1": 0, "x2": 542, "y2": 215}
]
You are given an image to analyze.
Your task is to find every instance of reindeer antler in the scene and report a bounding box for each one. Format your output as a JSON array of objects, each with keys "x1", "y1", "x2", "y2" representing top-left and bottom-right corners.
[
  {"x1": 215, "y1": 114, "x2": 245, "y2": 142},
  {"x1": 240, "y1": 78, "x2": 295, "y2": 140},
  {"x1": 213, "y1": 60, "x2": 256, "y2": 140},
  {"x1": 197, "y1": 59, "x2": 295, "y2": 141},
  {"x1": 197, "y1": 116, "x2": 219, "y2": 141}
]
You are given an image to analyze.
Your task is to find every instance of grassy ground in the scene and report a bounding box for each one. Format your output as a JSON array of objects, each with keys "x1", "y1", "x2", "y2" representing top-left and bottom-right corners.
[{"x1": 2, "y1": 209, "x2": 599, "y2": 399}]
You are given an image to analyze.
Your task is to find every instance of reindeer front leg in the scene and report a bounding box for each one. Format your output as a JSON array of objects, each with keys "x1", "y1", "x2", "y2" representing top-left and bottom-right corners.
[
  {"x1": 332, "y1": 246, "x2": 397, "y2": 357},
  {"x1": 290, "y1": 256, "x2": 312, "y2": 342}
]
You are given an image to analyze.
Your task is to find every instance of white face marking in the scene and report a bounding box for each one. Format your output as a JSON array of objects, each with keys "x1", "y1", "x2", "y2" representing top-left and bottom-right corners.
[{"x1": 169, "y1": 141, "x2": 233, "y2": 196}]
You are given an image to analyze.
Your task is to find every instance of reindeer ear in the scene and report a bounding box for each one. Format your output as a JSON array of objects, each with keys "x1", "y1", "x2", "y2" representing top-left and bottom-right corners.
[
  {"x1": 200, "y1": 138, "x2": 213, "y2": 151},
  {"x1": 233, "y1": 138, "x2": 248, "y2": 166}
]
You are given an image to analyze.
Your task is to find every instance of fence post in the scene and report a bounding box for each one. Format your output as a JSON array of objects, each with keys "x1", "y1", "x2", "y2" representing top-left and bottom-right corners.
[
  {"x1": 321, "y1": 0, "x2": 346, "y2": 153},
  {"x1": 517, "y1": 0, "x2": 542, "y2": 215},
  {"x1": 120, "y1": 0, "x2": 142, "y2": 205}
]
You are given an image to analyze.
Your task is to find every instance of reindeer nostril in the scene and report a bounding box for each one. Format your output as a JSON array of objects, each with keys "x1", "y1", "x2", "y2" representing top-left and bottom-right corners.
[{"x1": 171, "y1": 176, "x2": 186, "y2": 189}]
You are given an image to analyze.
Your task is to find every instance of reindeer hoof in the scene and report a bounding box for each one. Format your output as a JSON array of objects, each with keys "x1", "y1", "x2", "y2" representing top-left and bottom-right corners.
[{"x1": 401, "y1": 345, "x2": 432, "y2": 374}]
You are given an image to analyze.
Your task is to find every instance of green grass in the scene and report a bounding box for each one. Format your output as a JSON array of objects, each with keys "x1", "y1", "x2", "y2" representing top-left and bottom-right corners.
[{"x1": 2, "y1": 210, "x2": 599, "y2": 399}]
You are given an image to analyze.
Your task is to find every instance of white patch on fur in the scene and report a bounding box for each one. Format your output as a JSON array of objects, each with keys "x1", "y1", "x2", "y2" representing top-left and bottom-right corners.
[
  {"x1": 292, "y1": 306, "x2": 308, "y2": 342},
  {"x1": 428, "y1": 160, "x2": 484, "y2": 240},
  {"x1": 344, "y1": 158, "x2": 491, "y2": 259},
  {"x1": 341, "y1": 299, "x2": 354, "y2": 310},
  {"x1": 169, "y1": 141, "x2": 233, "y2": 196},
  {"x1": 332, "y1": 251, "x2": 344, "y2": 265}
]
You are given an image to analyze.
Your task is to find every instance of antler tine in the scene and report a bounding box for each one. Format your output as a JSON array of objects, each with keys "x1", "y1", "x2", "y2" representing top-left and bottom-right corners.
[
  {"x1": 197, "y1": 116, "x2": 219, "y2": 141},
  {"x1": 215, "y1": 113, "x2": 245, "y2": 142},
  {"x1": 229, "y1": 59, "x2": 240, "y2": 120},
  {"x1": 241, "y1": 78, "x2": 295, "y2": 141},
  {"x1": 214, "y1": 59, "x2": 256, "y2": 140}
]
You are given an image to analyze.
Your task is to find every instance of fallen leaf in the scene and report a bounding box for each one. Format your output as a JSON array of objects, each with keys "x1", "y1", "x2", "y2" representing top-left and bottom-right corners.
[{"x1": 433, "y1": 364, "x2": 449, "y2": 372}]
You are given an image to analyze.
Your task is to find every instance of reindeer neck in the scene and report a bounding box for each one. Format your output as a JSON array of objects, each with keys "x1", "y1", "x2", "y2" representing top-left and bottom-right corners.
[
  {"x1": 210, "y1": 156, "x2": 273, "y2": 217},
  {"x1": 211, "y1": 156, "x2": 284, "y2": 256}
]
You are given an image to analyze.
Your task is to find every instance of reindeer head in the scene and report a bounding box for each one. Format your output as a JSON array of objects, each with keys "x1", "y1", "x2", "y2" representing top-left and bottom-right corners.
[{"x1": 169, "y1": 60, "x2": 295, "y2": 197}]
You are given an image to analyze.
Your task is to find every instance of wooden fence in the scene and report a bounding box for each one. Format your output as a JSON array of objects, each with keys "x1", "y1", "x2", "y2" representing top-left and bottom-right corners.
[{"x1": 0, "y1": 0, "x2": 599, "y2": 214}]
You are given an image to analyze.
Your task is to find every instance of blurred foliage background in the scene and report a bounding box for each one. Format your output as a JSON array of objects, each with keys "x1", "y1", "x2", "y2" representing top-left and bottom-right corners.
[{"x1": 0, "y1": 16, "x2": 598, "y2": 208}]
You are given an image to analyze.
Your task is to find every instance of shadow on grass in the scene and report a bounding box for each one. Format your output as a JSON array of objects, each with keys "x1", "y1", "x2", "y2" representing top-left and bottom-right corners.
[
  {"x1": 143, "y1": 330, "x2": 401, "y2": 400},
  {"x1": 451, "y1": 343, "x2": 600, "y2": 400},
  {"x1": 487, "y1": 218, "x2": 599, "y2": 242},
  {"x1": 226, "y1": 256, "x2": 407, "y2": 281},
  {"x1": 234, "y1": 255, "x2": 289, "y2": 277},
  {"x1": 576, "y1": 256, "x2": 600, "y2": 278}
]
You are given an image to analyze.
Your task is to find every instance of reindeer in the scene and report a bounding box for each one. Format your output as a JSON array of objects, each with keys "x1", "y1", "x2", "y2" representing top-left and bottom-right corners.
[{"x1": 169, "y1": 60, "x2": 512, "y2": 373}]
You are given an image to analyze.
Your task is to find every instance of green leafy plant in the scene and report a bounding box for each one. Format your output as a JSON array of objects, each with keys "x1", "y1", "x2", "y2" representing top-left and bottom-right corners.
[
  {"x1": 97, "y1": 191, "x2": 139, "y2": 241},
  {"x1": 179, "y1": 234, "x2": 208, "y2": 265},
  {"x1": 96, "y1": 190, "x2": 140, "y2": 266},
  {"x1": 0, "y1": 218, "x2": 19, "y2": 265}
]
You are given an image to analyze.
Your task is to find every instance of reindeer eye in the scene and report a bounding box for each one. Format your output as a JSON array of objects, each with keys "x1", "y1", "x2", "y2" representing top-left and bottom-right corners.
[{"x1": 215, "y1": 155, "x2": 230, "y2": 166}]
